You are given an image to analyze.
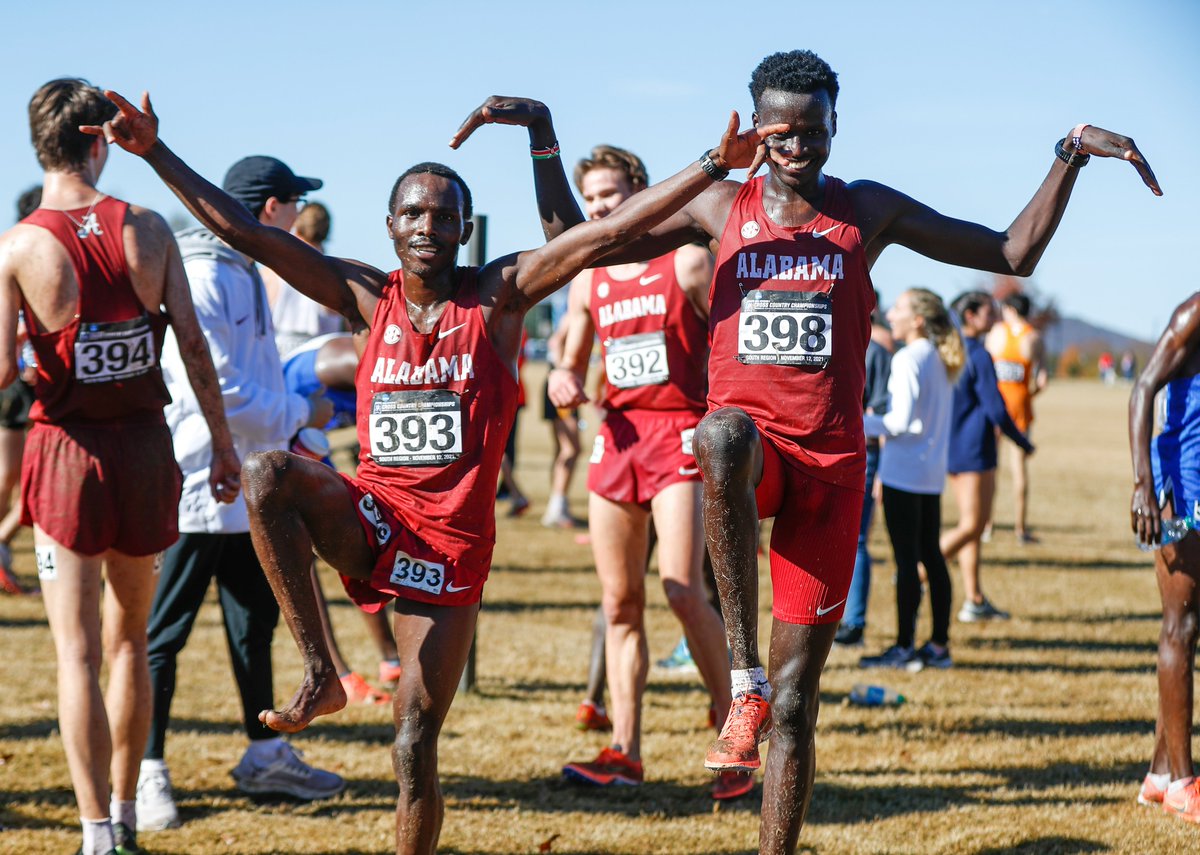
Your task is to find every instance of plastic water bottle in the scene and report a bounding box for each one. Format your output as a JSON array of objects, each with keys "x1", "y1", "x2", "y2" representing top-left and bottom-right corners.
[
  {"x1": 848, "y1": 684, "x2": 905, "y2": 706},
  {"x1": 1136, "y1": 516, "x2": 1194, "y2": 552},
  {"x1": 290, "y1": 427, "x2": 331, "y2": 462}
]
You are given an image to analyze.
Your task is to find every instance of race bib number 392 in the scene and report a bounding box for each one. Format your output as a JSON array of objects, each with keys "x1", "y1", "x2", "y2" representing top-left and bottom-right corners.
[
  {"x1": 369, "y1": 389, "x2": 463, "y2": 466},
  {"x1": 605, "y1": 330, "x2": 669, "y2": 389},
  {"x1": 737, "y1": 290, "x2": 832, "y2": 368},
  {"x1": 74, "y1": 317, "x2": 156, "y2": 383}
]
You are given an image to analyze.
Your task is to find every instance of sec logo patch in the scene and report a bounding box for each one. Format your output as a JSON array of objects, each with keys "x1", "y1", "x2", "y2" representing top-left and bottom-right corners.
[
  {"x1": 741, "y1": 221, "x2": 760, "y2": 239},
  {"x1": 383, "y1": 324, "x2": 403, "y2": 345}
]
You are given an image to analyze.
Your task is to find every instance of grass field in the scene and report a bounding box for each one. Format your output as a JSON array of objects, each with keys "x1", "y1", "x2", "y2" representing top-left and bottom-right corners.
[{"x1": 1, "y1": 373, "x2": 1196, "y2": 854}]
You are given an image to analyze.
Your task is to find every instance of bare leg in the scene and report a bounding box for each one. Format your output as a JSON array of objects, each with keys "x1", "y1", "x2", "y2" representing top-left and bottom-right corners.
[
  {"x1": 363, "y1": 608, "x2": 401, "y2": 667},
  {"x1": 391, "y1": 598, "x2": 479, "y2": 855},
  {"x1": 759, "y1": 619, "x2": 838, "y2": 855},
  {"x1": 243, "y1": 450, "x2": 378, "y2": 732},
  {"x1": 1010, "y1": 441, "x2": 1032, "y2": 539},
  {"x1": 585, "y1": 605, "x2": 607, "y2": 707},
  {"x1": 550, "y1": 413, "x2": 581, "y2": 501},
  {"x1": 101, "y1": 551, "x2": 158, "y2": 803},
  {"x1": 1155, "y1": 534, "x2": 1200, "y2": 780},
  {"x1": 37, "y1": 527, "x2": 110, "y2": 819},
  {"x1": 940, "y1": 470, "x2": 994, "y2": 604},
  {"x1": 310, "y1": 562, "x2": 351, "y2": 676},
  {"x1": 693, "y1": 408, "x2": 764, "y2": 673},
  {"x1": 0, "y1": 426, "x2": 23, "y2": 545},
  {"x1": 651, "y1": 481, "x2": 731, "y2": 725},
  {"x1": 590, "y1": 492, "x2": 651, "y2": 758}
]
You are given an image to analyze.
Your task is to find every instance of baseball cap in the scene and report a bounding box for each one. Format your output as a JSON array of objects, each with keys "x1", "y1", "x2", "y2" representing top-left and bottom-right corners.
[{"x1": 222, "y1": 156, "x2": 323, "y2": 214}]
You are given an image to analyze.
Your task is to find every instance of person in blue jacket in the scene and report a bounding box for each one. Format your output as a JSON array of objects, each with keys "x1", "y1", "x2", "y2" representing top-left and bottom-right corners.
[{"x1": 941, "y1": 291, "x2": 1033, "y2": 621}]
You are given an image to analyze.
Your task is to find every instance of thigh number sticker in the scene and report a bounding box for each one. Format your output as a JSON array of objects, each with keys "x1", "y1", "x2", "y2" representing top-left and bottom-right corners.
[
  {"x1": 369, "y1": 390, "x2": 462, "y2": 466},
  {"x1": 388, "y1": 549, "x2": 445, "y2": 596},
  {"x1": 605, "y1": 331, "x2": 669, "y2": 388},
  {"x1": 74, "y1": 317, "x2": 156, "y2": 383},
  {"x1": 737, "y1": 291, "x2": 832, "y2": 367}
]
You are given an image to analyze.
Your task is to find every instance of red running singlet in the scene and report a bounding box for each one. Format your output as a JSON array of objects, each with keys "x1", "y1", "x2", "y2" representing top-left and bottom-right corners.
[
  {"x1": 20, "y1": 196, "x2": 170, "y2": 425},
  {"x1": 707, "y1": 176, "x2": 875, "y2": 488},
  {"x1": 355, "y1": 268, "x2": 518, "y2": 579},
  {"x1": 589, "y1": 250, "x2": 707, "y2": 415}
]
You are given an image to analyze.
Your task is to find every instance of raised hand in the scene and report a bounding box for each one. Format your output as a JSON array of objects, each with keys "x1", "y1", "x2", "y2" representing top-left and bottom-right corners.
[
  {"x1": 710, "y1": 112, "x2": 790, "y2": 174},
  {"x1": 80, "y1": 90, "x2": 159, "y2": 156},
  {"x1": 1073, "y1": 125, "x2": 1162, "y2": 196},
  {"x1": 449, "y1": 96, "x2": 552, "y2": 149}
]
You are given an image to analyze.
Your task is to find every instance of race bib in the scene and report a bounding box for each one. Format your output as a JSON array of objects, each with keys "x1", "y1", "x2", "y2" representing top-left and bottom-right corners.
[
  {"x1": 737, "y1": 290, "x2": 832, "y2": 368},
  {"x1": 995, "y1": 360, "x2": 1026, "y2": 383},
  {"x1": 388, "y1": 549, "x2": 445, "y2": 596},
  {"x1": 74, "y1": 317, "x2": 156, "y2": 383},
  {"x1": 605, "y1": 330, "x2": 669, "y2": 389},
  {"x1": 369, "y1": 389, "x2": 462, "y2": 466}
]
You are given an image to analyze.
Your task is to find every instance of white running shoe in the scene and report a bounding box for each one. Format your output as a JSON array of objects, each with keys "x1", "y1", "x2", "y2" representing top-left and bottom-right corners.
[
  {"x1": 136, "y1": 762, "x2": 181, "y2": 831},
  {"x1": 231, "y1": 741, "x2": 345, "y2": 800}
]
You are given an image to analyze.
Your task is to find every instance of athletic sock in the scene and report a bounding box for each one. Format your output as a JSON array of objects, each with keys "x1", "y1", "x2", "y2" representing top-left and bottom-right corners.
[
  {"x1": 546, "y1": 494, "x2": 567, "y2": 517},
  {"x1": 1148, "y1": 772, "x2": 1170, "y2": 790},
  {"x1": 730, "y1": 666, "x2": 771, "y2": 702},
  {"x1": 82, "y1": 817, "x2": 114, "y2": 855},
  {"x1": 1168, "y1": 776, "x2": 1196, "y2": 793},
  {"x1": 110, "y1": 798, "x2": 136, "y2": 831},
  {"x1": 140, "y1": 757, "x2": 168, "y2": 774}
]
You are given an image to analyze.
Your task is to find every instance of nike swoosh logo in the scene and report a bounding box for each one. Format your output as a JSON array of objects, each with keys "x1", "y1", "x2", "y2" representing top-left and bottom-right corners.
[
  {"x1": 678, "y1": 466, "x2": 700, "y2": 476},
  {"x1": 235, "y1": 315, "x2": 250, "y2": 325},
  {"x1": 815, "y1": 599, "x2": 845, "y2": 616},
  {"x1": 437, "y1": 322, "x2": 468, "y2": 340},
  {"x1": 445, "y1": 581, "x2": 472, "y2": 593},
  {"x1": 811, "y1": 225, "x2": 838, "y2": 239},
  {"x1": 639, "y1": 274, "x2": 663, "y2": 286}
]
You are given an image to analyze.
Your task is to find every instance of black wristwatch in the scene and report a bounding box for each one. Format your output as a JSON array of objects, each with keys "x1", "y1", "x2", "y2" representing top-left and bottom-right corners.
[
  {"x1": 698, "y1": 150, "x2": 729, "y2": 181},
  {"x1": 1054, "y1": 138, "x2": 1090, "y2": 168}
]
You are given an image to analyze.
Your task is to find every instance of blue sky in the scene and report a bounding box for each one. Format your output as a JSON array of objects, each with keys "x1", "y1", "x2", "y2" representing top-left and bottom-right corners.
[{"x1": 2, "y1": 0, "x2": 1195, "y2": 340}]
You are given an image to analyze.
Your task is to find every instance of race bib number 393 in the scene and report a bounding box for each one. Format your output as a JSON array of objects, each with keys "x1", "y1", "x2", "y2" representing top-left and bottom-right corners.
[
  {"x1": 737, "y1": 290, "x2": 832, "y2": 368},
  {"x1": 605, "y1": 330, "x2": 669, "y2": 389},
  {"x1": 388, "y1": 549, "x2": 445, "y2": 596},
  {"x1": 369, "y1": 389, "x2": 463, "y2": 466},
  {"x1": 74, "y1": 317, "x2": 156, "y2": 383}
]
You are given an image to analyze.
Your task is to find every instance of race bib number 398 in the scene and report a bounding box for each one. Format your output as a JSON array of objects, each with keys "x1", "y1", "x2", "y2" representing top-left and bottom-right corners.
[
  {"x1": 369, "y1": 389, "x2": 463, "y2": 466},
  {"x1": 388, "y1": 549, "x2": 445, "y2": 596},
  {"x1": 737, "y1": 290, "x2": 832, "y2": 368},
  {"x1": 74, "y1": 317, "x2": 156, "y2": 383},
  {"x1": 605, "y1": 330, "x2": 669, "y2": 389}
]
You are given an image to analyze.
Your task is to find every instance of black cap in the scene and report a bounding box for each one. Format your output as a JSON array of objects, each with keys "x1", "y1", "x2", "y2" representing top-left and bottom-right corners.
[{"x1": 222, "y1": 156, "x2": 322, "y2": 215}]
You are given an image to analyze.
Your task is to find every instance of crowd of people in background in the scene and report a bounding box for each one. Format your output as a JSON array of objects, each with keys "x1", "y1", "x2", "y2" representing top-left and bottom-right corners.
[{"x1": 0, "y1": 43, "x2": 1185, "y2": 855}]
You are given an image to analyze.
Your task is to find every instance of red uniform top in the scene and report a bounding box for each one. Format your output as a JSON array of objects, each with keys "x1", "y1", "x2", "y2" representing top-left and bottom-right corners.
[
  {"x1": 356, "y1": 268, "x2": 518, "y2": 571},
  {"x1": 589, "y1": 250, "x2": 707, "y2": 414},
  {"x1": 708, "y1": 176, "x2": 875, "y2": 489},
  {"x1": 20, "y1": 196, "x2": 170, "y2": 426}
]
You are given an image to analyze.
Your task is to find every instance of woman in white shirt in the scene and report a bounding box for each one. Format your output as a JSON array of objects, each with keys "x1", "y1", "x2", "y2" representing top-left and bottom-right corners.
[{"x1": 860, "y1": 288, "x2": 963, "y2": 671}]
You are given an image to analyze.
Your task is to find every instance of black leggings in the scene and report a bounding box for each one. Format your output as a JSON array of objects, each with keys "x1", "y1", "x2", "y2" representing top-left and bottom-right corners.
[{"x1": 882, "y1": 485, "x2": 951, "y2": 649}]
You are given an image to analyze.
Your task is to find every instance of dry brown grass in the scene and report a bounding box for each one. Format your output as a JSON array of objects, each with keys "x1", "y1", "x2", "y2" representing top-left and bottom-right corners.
[{"x1": 1, "y1": 373, "x2": 1195, "y2": 853}]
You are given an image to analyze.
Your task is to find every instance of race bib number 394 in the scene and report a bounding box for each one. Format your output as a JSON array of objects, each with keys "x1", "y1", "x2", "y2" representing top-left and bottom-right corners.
[
  {"x1": 369, "y1": 389, "x2": 463, "y2": 466},
  {"x1": 388, "y1": 549, "x2": 445, "y2": 596},
  {"x1": 605, "y1": 330, "x2": 669, "y2": 389},
  {"x1": 74, "y1": 317, "x2": 156, "y2": 383},
  {"x1": 737, "y1": 290, "x2": 832, "y2": 368}
]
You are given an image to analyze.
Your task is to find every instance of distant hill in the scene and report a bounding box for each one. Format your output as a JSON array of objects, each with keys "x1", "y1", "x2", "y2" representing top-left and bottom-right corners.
[{"x1": 1043, "y1": 316, "x2": 1152, "y2": 358}]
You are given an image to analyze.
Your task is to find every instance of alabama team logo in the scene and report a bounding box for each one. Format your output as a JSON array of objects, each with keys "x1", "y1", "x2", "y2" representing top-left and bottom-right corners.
[
  {"x1": 741, "y1": 220, "x2": 760, "y2": 239},
  {"x1": 76, "y1": 213, "x2": 103, "y2": 239},
  {"x1": 383, "y1": 324, "x2": 403, "y2": 345}
]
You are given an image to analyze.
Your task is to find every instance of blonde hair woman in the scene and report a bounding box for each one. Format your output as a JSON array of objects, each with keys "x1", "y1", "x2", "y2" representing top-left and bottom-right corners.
[{"x1": 860, "y1": 288, "x2": 963, "y2": 670}]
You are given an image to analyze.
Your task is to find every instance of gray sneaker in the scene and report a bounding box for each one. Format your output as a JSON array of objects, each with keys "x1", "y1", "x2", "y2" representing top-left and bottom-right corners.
[
  {"x1": 136, "y1": 762, "x2": 181, "y2": 830},
  {"x1": 957, "y1": 597, "x2": 1011, "y2": 623},
  {"x1": 231, "y1": 742, "x2": 345, "y2": 800}
]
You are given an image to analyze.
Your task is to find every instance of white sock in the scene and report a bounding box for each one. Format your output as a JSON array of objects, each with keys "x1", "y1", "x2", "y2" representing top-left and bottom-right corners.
[
  {"x1": 81, "y1": 817, "x2": 114, "y2": 855},
  {"x1": 246, "y1": 737, "x2": 285, "y2": 763},
  {"x1": 110, "y1": 798, "x2": 136, "y2": 830},
  {"x1": 730, "y1": 666, "x2": 771, "y2": 701},
  {"x1": 141, "y1": 758, "x2": 168, "y2": 774},
  {"x1": 1168, "y1": 775, "x2": 1195, "y2": 793},
  {"x1": 546, "y1": 494, "x2": 567, "y2": 516},
  {"x1": 1147, "y1": 772, "x2": 1170, "y2": 790}
]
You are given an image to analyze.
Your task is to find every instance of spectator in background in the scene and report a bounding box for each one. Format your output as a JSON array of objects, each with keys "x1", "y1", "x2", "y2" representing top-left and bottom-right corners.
[
  {"x1": 986, "y1": 292, "x2": 1048, "y2": 543},
  {"x1": 1120, "y1": 350, "x2": 1138, "y2": 382},
  {"x1": 0, "y1": 185, "x2": 43, "y2": 596},
  {"x1": 941, "y1": 291, "x2": 1033, "y2": 623},
  {"x1": 860, "y1": 289, "x2": 963, "y2": 671},
  {"x1": 834, "y1": 292, "x2": 893, "y2": 647}
]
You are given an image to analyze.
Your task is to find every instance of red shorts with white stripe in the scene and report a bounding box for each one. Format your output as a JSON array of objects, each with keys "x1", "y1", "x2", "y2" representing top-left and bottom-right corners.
[
  {"x1": 586, "y1": 409, "x2": 703, "y2": 507},
  {"x1": 339, "y1": 474, "x2": 486, "y2": 611},
  {"x1": 755, "y1": 432, "x2": 863, "y2": 625}
]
